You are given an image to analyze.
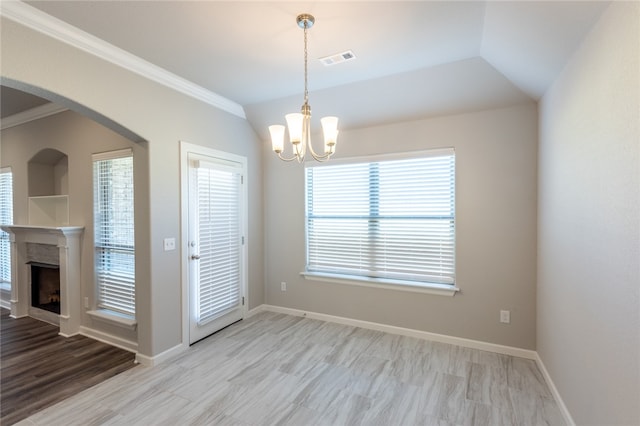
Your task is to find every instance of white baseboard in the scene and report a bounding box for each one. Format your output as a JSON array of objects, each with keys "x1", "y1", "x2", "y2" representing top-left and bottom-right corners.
[
  {"x1": 0, "y1": 298, "x2": 10, "y2": 310},
  {"x1": 534, "y1": 353, "x2": 575, "y2": 426},
  {"x1": 259, "y1": 304, "x2": 537, "y2": 360},
  {"x1": 247, "y1": 304, "x2": 266, "y2": 318},
  {"x1": 0, "y1": 285, "x2": 10, "y2": 310},
  {"x1": 79, "y1": 326, "x2": 138, "y2": 354},
  {"x1": 135, "y1": 344, "x2": 184, "y2": 367}
]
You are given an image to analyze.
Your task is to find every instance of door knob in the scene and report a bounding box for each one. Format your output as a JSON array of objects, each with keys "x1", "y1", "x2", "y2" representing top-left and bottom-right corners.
[{"x1": 191, "y1": 254, "x2": 201, "y2": 260}]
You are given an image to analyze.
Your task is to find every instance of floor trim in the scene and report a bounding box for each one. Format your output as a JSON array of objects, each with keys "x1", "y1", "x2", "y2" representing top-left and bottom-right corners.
[
  {"x1": 79, "y1": 326, "x2": 137, "y2": 354},
  {"x1": 259, "y1": 304, "x2": 537, "y2": 360},
  {"x1": 534, "y1": 353, "x2": 575, "y2": 426},
  {"x1": 247, "y1": 304, "x2": 266, "y2": 318},
  {"x1": 135, "y1": 343, "x2": 184, "y2": 367},
  {"x1": 0, "y1": 298, "x2": 10, "y2": 311}
]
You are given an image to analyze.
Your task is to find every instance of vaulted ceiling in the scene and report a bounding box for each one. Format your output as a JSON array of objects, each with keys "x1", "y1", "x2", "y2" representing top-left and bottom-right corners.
[{"x1": 2, "y1": 1, "x2": 610, "y2": 138}]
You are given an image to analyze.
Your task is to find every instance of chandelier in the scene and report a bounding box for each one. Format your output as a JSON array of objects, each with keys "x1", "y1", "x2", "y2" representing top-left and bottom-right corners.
[{"x1": 269, "y1": 14, "x2": 339, "y2": 163}]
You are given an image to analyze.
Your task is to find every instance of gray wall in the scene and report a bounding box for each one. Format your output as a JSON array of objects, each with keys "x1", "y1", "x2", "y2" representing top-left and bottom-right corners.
[
  {"x1": 1, "y1": 110, "x2": 146, "y2": 343},
  {"x1": 265, "y1": 102, "x2": 539, "y2": 349},
  {"x1": 538, "y1": 2, "x2": 640, "y2": 425},
  {"x1": 1, "y1": 16, "x2": 265, "y2": 358}
]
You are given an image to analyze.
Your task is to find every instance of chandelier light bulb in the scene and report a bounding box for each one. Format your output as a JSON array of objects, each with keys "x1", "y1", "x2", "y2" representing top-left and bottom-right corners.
[
  {"x1": 285, "y1": 113, "x2": 303, "y2": 144},
  {"x1": 268, "y1": 125, "x2": 285, "y2": 153},
  {"x1": 321, "y1": 116, "x2": 339, "y2": 153}
]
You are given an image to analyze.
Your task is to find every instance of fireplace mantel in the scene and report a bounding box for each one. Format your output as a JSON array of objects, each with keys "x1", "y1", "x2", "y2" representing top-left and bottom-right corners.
[
  {"x1": 1, "y1": 225, "x2": 84, "y2": 237},
  {"x1": 1, "y1": 224, "x2": 84, "y2": 337}
]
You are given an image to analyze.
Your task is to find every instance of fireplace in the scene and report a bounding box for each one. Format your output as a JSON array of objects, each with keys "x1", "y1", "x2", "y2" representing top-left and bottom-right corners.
[
  {"x1": 0, "y1": 225, "x2": 84, "y2": 336},
  {"x1": 30, "y1": 262, "x2": 61, "y2": 315}
]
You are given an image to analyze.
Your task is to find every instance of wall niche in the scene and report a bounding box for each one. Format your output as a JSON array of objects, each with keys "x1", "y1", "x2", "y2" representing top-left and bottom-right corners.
[{"x1": 28, "y1": 148, "x2": 69, "y2": 226}]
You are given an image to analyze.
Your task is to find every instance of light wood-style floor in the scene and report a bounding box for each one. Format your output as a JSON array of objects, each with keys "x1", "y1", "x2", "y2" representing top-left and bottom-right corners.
[{"x1": 17, "y1": 311, "x2": 565, "y2": 426}]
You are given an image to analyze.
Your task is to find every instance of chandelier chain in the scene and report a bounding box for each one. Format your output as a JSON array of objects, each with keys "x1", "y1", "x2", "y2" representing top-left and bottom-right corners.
[{"x1": 303, "y1": 21, "x2": 309, "y2": 105}]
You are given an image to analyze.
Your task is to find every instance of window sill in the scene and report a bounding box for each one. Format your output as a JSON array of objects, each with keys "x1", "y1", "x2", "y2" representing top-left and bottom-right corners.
[
  {"x1": 301, "y1": 272, "x2": 459, "y2": 297},
  {"x1": 87, "y1": 309, "x2": 137, "y2": 330}
]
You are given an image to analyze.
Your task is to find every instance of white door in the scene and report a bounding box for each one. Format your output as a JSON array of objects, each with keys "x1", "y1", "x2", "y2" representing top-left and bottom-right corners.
[{"x1": 187, "y1": 152, "x2": 245, "y2": 344}]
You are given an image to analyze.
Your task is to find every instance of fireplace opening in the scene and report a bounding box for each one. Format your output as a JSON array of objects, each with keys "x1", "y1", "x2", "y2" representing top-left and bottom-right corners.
[{"x1": 29, "y1": 262, "x2": 61, "y2": 315}]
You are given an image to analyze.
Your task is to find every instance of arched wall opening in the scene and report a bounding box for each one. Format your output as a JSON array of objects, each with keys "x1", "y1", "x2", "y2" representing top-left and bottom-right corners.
[{"x1": 1, "y1": 80, "x2": 150, "y2": 354}]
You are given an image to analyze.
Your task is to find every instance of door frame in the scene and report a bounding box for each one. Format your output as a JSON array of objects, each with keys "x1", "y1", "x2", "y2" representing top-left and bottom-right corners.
[{"x1": 179, "y1": 141, "x2": 248, "y2": 348}]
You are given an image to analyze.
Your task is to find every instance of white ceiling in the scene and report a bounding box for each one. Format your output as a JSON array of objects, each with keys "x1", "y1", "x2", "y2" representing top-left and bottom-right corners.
[{"x1": 5, "y1": 1, "x2": 610, "y2": 137}]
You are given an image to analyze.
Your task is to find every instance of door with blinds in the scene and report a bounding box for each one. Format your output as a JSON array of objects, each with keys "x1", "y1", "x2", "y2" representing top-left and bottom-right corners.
[{"x1": 187, "y1": 152, "x2": 246, "y2": 344}]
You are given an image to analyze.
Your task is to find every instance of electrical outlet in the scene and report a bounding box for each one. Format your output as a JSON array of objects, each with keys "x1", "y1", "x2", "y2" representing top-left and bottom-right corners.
[
  {"x1": 84, "y1": 297, "x2": 89, "y2": 309},
  {"x1": 281, "y1": 281, "x2": 287, "y2": 291},
  {"x1": 163, "y1": 238, "x2": 176, "y2": 251},
  {"x1": 500, "y1": 310, "x2": 511, "y2": 324}
]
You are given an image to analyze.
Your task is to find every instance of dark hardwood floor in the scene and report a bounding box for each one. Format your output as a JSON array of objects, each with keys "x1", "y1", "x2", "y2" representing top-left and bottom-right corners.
[{"x1": 0, "y1": 308, "x2": 138, "y2": 425}]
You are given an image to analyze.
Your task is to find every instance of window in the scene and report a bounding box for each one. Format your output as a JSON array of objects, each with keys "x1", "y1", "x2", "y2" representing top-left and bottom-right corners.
[
  {"x1": 305, "y1": 149, "x2": 455, "y2": 290},
  {"x1": 0, "y1": 168, "x2": 13, "y2": 288},
  {"x1": 93, "y1": 150, "x2": 135, "y2": 316}
]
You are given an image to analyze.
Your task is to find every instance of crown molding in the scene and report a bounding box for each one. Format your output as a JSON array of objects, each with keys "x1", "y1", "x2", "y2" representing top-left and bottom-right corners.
[
  {"x1": 1, "y1": 102, "x2": 68, "y2": 130},
  {"x1": 0, "y1": 1, "x2": 246, "y2": 119}
]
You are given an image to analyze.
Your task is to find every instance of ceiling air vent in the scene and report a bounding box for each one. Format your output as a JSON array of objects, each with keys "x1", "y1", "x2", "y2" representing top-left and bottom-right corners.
[{"x1": 319, "y1": 50, "x2": 356, "y2": 67}]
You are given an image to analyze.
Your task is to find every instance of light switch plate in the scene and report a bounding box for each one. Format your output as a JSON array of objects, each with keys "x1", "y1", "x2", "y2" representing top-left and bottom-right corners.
[{"x1": 163, "y1": 238, "x2": 176, "y2": 251}]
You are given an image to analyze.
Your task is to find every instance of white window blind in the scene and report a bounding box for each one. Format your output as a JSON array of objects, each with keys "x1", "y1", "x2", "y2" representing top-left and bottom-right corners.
[
  {"x1": 0, "y1": 169, "x2": 13, "y2": 286},
  {"x1": 194, "y1": 162, "x2": 241, "y2": 325},
  {"x1": 93, "y1": 150, "x2": 135, "y2": 315},
  {"x1": 305, "y1": 150, "x2": 455, "y2": 286}
]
